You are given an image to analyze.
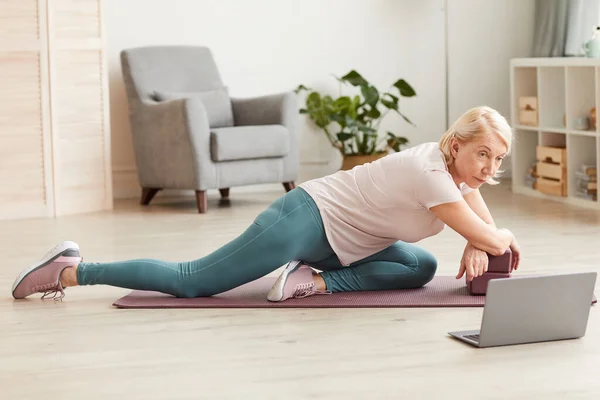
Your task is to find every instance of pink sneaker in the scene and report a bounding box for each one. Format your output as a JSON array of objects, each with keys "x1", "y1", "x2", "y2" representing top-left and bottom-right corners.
[
  {"x1": 11, "y1": 241, "x2": 82, "y2": 301},
  {"x1": 267, "y1": 260, "x2": 331, "y2": 302}
]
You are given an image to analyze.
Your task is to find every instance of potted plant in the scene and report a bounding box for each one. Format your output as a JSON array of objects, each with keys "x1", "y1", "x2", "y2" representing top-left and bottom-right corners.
[{"x1": 295, "y1": 70, "x2": 416, "y2": 170}]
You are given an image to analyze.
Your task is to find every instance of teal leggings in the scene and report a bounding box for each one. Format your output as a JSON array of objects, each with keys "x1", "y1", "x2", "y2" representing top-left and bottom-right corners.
[{"x1": 77, "y1": 188, "x2": 438, "y2": 297}]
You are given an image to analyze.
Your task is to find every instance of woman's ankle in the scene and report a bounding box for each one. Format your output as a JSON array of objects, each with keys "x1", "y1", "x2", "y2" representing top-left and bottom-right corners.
[
  {"x1": 313, "y1": 273, "x2": 327, "y2": 291},
  {"x1": 60, "y1": 265, "x2": 79, "y2": 287}
]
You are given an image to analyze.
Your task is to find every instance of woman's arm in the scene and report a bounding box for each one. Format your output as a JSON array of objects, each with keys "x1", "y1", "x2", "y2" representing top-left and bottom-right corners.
[
  {"x1": 463, "y1": 189, "x2": 496, "y2": 228},
  {"x1": 429, "y1": 199, "x2": 513, "y2": 256},
  {"x1": 462, "y1": 188, "x2": 521, "y2": 271}
]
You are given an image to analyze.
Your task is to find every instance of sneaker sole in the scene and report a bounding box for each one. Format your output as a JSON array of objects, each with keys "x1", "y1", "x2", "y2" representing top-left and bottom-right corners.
[
  {"x1": 11, "y1": 241, "x2": 80, "y2": 298},
  {"x1": 267, "y1": 260, "x2": 303, "y2": 302}
]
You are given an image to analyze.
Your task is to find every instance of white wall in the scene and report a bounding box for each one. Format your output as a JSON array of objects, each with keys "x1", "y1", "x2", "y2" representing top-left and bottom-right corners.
[
  {"x1": 105, "y1": 0, "x2": 447, "y2": 198},
  {"x1": 447, "y1": 0, "x2": 536, "y2": 176},
  {"x1": 105, "y1": 0, "x2": 536, "y2": 199}
]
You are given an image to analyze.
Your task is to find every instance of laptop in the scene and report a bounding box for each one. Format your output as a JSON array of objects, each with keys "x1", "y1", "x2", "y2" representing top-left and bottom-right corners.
[{"x1": 448, "y1": 272, "x2": 597, "y2": 348}]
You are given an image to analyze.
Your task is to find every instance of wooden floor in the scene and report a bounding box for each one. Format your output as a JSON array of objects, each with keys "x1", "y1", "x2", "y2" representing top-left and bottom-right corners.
[{"x1": 1, "y1": 183, "x2": 600, "y2": 399}]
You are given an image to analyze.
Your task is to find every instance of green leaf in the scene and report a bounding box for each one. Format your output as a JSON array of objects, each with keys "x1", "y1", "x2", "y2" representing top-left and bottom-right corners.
[
  {"x1": 393, "y1": 79, "x2": 416, "y2": 97},
  {"x1": 332, "y1": 96, "x2": 352, "y2": 113},
  {"x1": 337, "y1": 132, "x2": 354, "y2": 142},
  {"x1": 361, "y1": 85, "x2": 379, "y2": 107},
  {"x1": 387, "y1": 132, "x2": 409, "y2": 144},
  {"x1": 381, "y1": 93, "x2": 399, "y2": 111},
  {"x1": 304, "y1": 92, "x2": 334, "y2": 128},
  {"x1": 294, "y1": 84, "x2": 311, "y2": 94},
  {"x1": 347, "y1": 95, "x2": 361, "y2": 119},
  {"x1": 344, "y1": 115, "x2": 357, "y2": 128},
  {"x1": 340, "y1": 70, "x2": 369, "y2": 87},
  {"x1": 306, "y1": 92, "x2": 322, "y2": 108},
  {"x1": 386, "y1": 132, "x2": 409, "y2": 152},
  {"x1": 329, "y1": 114, "x2": 346, "y2": 127},
  {"x1": 366, "y1": 106, "x2": 381, "y2": 119},
  {"x1": 356, "y1": 122, "x2": 376, "y2": 134},
  {"x1": 399, "y1": 111, "x2": 415, "y2": 126}
]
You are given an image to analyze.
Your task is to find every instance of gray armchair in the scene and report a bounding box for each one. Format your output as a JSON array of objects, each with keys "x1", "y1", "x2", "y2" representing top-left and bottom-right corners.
[{"x1": 120, "y1": 45, "x2": 299, "y2": 213}]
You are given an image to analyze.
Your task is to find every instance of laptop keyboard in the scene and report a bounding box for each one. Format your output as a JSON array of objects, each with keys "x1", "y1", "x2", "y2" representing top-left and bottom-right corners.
[{"x1": 464, "y1": 334, "x2": 480, "y2": 342}]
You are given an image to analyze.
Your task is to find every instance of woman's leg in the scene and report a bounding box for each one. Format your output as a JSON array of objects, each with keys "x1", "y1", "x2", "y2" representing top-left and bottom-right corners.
[
  {"x1": 13, "y1": 188, "x2": 333, "y2": 299},
  {"x1": 310, "y1": 241, "x2": 438, "y2": 292}
]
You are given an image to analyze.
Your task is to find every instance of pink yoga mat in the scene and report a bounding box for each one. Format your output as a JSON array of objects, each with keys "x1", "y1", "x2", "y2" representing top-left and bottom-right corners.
[{"x1": 113, "y1": 275, "x2": 598, "y2": 309}]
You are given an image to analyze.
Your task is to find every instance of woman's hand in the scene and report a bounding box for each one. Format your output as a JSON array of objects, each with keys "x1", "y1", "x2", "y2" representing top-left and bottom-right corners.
[
  {"x1": 509, "y1": 236, "x2": 521, "y2": 271},
  {"x1": 456, "y1": 243, "x2": 489, "y2": 281}
]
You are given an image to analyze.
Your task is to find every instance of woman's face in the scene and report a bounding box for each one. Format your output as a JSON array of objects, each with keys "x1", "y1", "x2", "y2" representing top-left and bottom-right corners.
[{"x1": 450, "y1": 133, "x2": 508, "y2": 188}]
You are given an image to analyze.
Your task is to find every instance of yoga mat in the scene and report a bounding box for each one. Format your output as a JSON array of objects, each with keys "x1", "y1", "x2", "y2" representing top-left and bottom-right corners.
[{"x1": 113, "y1": 275, "x2": 598, "y2": 309}]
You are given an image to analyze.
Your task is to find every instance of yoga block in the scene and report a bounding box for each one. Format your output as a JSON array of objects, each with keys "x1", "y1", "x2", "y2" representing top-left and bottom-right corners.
[
  {"x1": 487, "y1": 248, "x2": 512, "y2": 273},
  {"x1": 467, "y1": 272, "x2": 511, "y2": 295}
]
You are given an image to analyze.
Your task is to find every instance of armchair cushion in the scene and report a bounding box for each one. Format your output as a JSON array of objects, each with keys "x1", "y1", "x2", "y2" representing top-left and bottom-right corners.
[
  {"x1": 153, "y1": 88, "x2": 234, "y2": 128},
  {"x1": 210, "y1": 125, "x2": 290, "y2": 162}
]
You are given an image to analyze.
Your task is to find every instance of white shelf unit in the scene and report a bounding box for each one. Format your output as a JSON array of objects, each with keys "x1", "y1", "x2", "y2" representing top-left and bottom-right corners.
[{"x1": 510, "y1": 58, "x2": 600, "y2": 209}]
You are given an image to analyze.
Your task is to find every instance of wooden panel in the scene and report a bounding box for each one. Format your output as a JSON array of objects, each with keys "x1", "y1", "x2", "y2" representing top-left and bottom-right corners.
[
  {"x1": 53, "y1": 50, "x2": 104, "y2": 138},
  {"x1": 0, "y1": 51, "x2": 48, "y2": 219},
  {"x1": 535, "y1": 145, "x2": 567, "y2": 197},
  {"x1": 48, "y1": 0, "x2": 111, "y2": 216},
  {"x1": 52, "y1": 50, "x2": 109, "y2": 215},
  {"x1": 535, "y1": 177, "x2": 567, "y2": 196},
  {"x1": 536, "y1": 161, "x2": 565, "y2": 181},
  {"x1": 55, "y1": 136, "x2": 107, "y2": 214},
  {"x1": 51, "y1": 0, "x2": 100, "y2": 42},
  {"x1": 0, "y1": 0, "x2": 110, "y2": 219},
  {"x1": 0, "y1": 0, "x2": 40, "y2": 48},
  {"x1": 536, "y1": 146, "x2": 566, "y2": 164}
]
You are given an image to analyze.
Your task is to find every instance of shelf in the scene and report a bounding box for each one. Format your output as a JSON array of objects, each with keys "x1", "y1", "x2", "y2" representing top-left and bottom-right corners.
[
  {"x1": 514, "y1": 124, "x2": 538, "y2": 132},
  {"x1": 512, "y1": 128, "x2": 538, "y2": 188},
  {"x1": 566, "y1": 66, "x2": 595, "y2": 132},
  {"x1": 539, "y1": 67, "x2": 565, "y2": 129},
  {"x1": 540, "y1": 131, "x2": 566, "y2": 147},
  {"x1": 566, "y1": 135, "x2": 597, "y2": 198},
  {"x1": 513, "y1": 125, "x2": 600, "y2": 137},
  {"x1": 512, "y1": 67, "x2": 537, "y2": 126},
  {"x1": 511, "y1": 58, "x2": 600, "y2": 208},
  {"x1": 569, "y1": 129, "x2": 597, "y2": 137},
  {"x1": 538, "y1": 127, "x2": 568, "y2": 134},
  {"x1": 512, "y1": 125, "x2": 599, "y2": 136}
]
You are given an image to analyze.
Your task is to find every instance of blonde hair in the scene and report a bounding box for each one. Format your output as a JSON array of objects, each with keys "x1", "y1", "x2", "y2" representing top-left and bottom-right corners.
[{"x1": 439, "y1": 106, "x2": 513, "y2": 185}]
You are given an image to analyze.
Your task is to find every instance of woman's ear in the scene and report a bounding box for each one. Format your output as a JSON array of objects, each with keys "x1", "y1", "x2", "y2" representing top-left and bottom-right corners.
[{"x1": 449, "y1": 137, "x2": 460, "y2": 158}]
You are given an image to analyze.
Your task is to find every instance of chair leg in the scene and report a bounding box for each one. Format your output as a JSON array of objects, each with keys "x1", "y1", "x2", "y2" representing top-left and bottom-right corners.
[
  {"x1": 283, "y1": 181, "x2": 295, "y2": 192},
  {"x1": 140, "y1": 188, "x2": 161, "y2": 205},
  {"x1": 219, "y1": 188, "x2": 230, "y2": 199},
  {"x1": 195, "y1": 190, "x2": 207, "y2": 213}
]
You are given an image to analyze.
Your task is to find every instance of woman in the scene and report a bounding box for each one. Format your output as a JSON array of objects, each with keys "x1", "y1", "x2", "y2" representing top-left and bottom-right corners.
[{"x1": 12, "y1": 106, "x2": 521, "y2": 302}]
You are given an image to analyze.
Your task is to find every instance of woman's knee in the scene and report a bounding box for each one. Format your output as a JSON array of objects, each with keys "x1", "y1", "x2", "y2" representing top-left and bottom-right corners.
[
  {"x1": 415, "y1": 254, "x2": 438, "y2": 285},
  {"x1": 385, "y1": 246, "x2": 438, "y2": 287}
]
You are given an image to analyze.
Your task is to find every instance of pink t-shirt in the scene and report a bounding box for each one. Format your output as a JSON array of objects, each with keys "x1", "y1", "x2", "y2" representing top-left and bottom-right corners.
[{"x1": 299, "y1": 142, "x2": 473, "y2": 266}]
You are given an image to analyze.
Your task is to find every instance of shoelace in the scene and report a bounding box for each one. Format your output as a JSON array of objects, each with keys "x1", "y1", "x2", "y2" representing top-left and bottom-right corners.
[
  {"x1": 293, "y1": 282, "x2": 332, "y2": 298},
  {"x1": 38, "y1": 283, "x2": 65, "y2": 302}
]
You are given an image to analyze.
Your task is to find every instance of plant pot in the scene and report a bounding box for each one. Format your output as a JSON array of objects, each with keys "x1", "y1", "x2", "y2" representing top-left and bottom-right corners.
[{"x1": 340, "y1": 152, "x2": 388, "y2": 171}]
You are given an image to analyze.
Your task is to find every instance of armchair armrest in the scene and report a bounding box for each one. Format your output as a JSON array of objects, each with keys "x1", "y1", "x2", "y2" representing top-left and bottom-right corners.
[{"x1": 131, "y1": 97, "x2": 217, "y2": 189}]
